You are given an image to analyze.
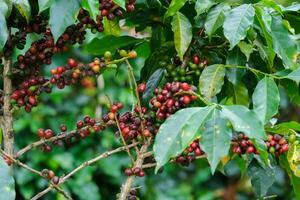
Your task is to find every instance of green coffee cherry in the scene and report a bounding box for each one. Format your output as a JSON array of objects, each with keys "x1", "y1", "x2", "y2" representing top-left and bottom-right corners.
[
  {"x1": 104, "y1": 51, "x2": 112, "y2": 60},
  {"x1": 119, "y1": 49, "x2": 128, "y2": 57}
]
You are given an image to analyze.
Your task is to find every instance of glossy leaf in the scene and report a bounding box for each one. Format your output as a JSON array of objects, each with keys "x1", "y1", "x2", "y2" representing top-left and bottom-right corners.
[
  {"x1": 0, "y1": 2, "x2": 9, "y2": 50},
  {"x1": 287, "y1": 143, "x2": 300, "y2": 177},
  {"x1": 13, "y1": 0, "x2": 31, "y2": 22},
  {"x1": 153, "y1": 106, "x2": 215, "y2": 171},
  {"x1": 225, "y1": 49, "x2": 246, "y2": 85},
  {"x1": 195, "y1": 0, "x2": 216, "y2": 16},
  {"x1": 237, "y1": 41, "x2": 253, "y2": 61},
  {"x1": 199, "y1": 64, "x2": 226, "y2": 101},
  {"x1": 38, "y1": 0, "x2": 53, "y2": 13},
  {"x1": 165, "y1": 0, "x2": 187, "y2": 18},
  {"x1": 260, "y1": 0, "x2": 282, "y2": 14},
  {"x1": 200, "y1": 109, "x2": 232, "y2": 174},
  {"x1": 221, "y1": 105, "x2": 266, "y2": 140},
  {"x1": 204, "y1": 3, "x2": 230, "y2": 39},
  {"x1": 171, "y1": 12, "x2": 192, "y2": 60},
  {"x1": 85, "y1": 35, "x2": 143, "y2": 55},
  {"x1": 142, "y1": 68, "x2": 164, "y2": 103},
  {"x1": 252, "y1": 77, "x2": 280, "y2": 124},
  {"x1": 285, "y1": 68, "x2": 300, "y2": 84},
  {"x1": 103, "y1": 18, "x2": 121, "y2": 36},
  {"x1": 0, "y1": 157, "x2": 15, "y2": 200},
  {"x1": 223, "y1": 4, "x2": 255, "y2": 49},
  {"x1": 113, "y1": 0, "x2": 125, "y2": 9},
  {"x1": 81, "y1": 0, "x2": 99, "y2": 21},
  {"x1": 270, "y1": 16, "x2": 298, "y2": 69},
  {"x1": 49, "y1": 0, "x2": 80, "y2": 42},
  {"x1": 248, "y1": 161, "x2": 275, "y2": 197}
]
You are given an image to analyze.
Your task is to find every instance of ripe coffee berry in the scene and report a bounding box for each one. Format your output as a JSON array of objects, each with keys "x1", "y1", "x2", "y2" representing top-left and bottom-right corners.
[
  {"x1": 52, "y1": 176, "x2": 60, "y2": 185},
  {"x1": 232, "y1": 133, "x2": 258, "y2": 155},
  {"x1": 60, "y1": 124, "x2": 67, "y2": 132},
  {"x1": 44, "y1": 129, "x2": 54, "y2": 139},
  {"x1": 266, "y1": 134, "x2": 289, "y2": 157},
  {"x1": 176, "y1": 138, "x2": 203, "y2": 166},
  {"x1": 138, "y1": 83, "x2": 146, "y2": 93},
  {"x1": 124, "y1": 168, "x2": 133, "y2": 176},
  {"x1": 192, "y1": 54, "x2": 200, "y2": 65}
]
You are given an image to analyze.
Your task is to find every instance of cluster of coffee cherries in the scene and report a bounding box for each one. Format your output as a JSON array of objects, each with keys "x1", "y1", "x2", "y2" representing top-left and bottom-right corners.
[
  {"x1": 150, "y1": 82, "x2": 197, "y2": 121},
  {"x1": 10, "y1": 76, "x2": 51, "y2": 112},
  {"x1": 76, "y1": 115, "x2": 106, "y2": 139},
  {"x1": 100, "y1": 0, "x2": 135, "y2": 20},
  {"x1": 124, "y1": 166, "x2": 145, "y2": 177},
  {"x1": 41, "y1": 169, "x2": 60, "y2": 185},
  {"x1": 266, "y1": 134, "x2": 289, "y2": 157},
  {"x1": 231, "y1": 133, "x2": 259, "y2": 155},
  {"x1": 78, "y1": 9, "x2": 104, "y2": 33},
  {"x1": 126, "y1": 188, "x2": 138, "y2": 200},
  {"x1": 164, "y1": 55, "x2": 208, "y2": 83},
  {"x1": 175, "y1": 138, "x2": 204, "y2": 166}
]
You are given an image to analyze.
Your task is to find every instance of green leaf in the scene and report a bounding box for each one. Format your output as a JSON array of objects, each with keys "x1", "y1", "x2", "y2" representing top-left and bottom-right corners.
[
  {"x1": 113, "y1": 0, "x2": 125, "y2": 10},
  {"x1": 285, "y1": 68, "x2": 300, "y2": 84},
  {"x1": 142, "y1": 68, "x2": 164, "y2": 103},
  {"x1": 288, "y1": 143, "x2": 300, "y2": 177},
  {"x1": 81, "y1": 0, "x2": 99, "y2": 21},
  {"x1": 171, "y1": 12, "x2": 192, "y2": 60},
  {"x1": 199, "y1": 64, "x2": 226, "y2": 101},
  {"x1": 153, "y1": 106, "x2": 215, "y2": 171},
  {"x1": 282, "y1": 3, "x2": 300, "y2": 12},
  {"x1": 85, "y1": 35, "x2": 143, "y2": 55},
  {"x1": 259, "y1": 0, "x2": 282, "y2": 14},
  {"x1": 252, "y1": 77, "x2": 280, "y2": 124},
  {"x1": 165, "y1": 0, "x2": 187, "y2": 18},
  {"x1": 0, "y1": 157, "x2": 15, "y2": 200},
  {"x1": 248, "y1": 160, "x2": 275, "y2": 197},
  {"x1": 13, "y1": 0, "x2": 31, "y2": 22},
  {"x1": 270, "y1": 16, "x2": 298, "y2": 69},
  {"x1": 221, "y1": 105, "x2": 267, "y2": 140},
  {"x1": 204, "y1": 3, "x2": 230, "y2": 39},
  {"x1": 237, "y1": 41, "x2": 253, "y2": 61},
  {"x1": 195, "y1": 0, "x2": 216, "y2": 16},
  {"x1": 200, "y1": 109, "x2": 232, "y2": 174},
  {"x1": 223, "y1": 4, "x2": 255, "y2": 49},
  {"x1": 49, "y1": 0, "x2": 80, "y2": 42},
  {"x1": 3, "y1": 0, "x2": 12, "y2": 17},
  {"x1": 0, "y1": 2, "x2": 9, "y2": 50},
  {"x1": 225, "y1": 49, "x2": 246, "y2": 85},
  {"x1": 38, "y1": 0, "x2": 53, "y2": 13},
  {"x1": 227, "y1": 82, "x2": 249, "y2": 106},
  {"x1": 103, "y1": 18, "x2": 121, "y2": 36}
]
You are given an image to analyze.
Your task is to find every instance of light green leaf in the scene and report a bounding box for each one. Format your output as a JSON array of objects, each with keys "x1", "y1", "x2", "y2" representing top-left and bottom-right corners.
[
  {"x1": 85, "y1": 35, "x2": 143, "y2": 55},
  {"x1": 153, "y1": 106, "x2": 215, "y2": 171},
  {"x1": 103, "y1": 18, "x2": 121, "y2": 36},
  {"x1": 223, "y1": 4, "x2": 255, "y2": 49},
  {"x1": 266, "y1": 121, "x2": 300, "y2": 135},
  {"x1": 285, "y1": 68, "x2": 300, "y2": 84},
  {"x1": 38, "y1": 0, "x2": 53, "y2": 13},
  {"x1": 204, "y1": 3, "x2": 230, "y2": 39},
  {"x1": 0, "y1": 2, "x2": 9, "y2": 50},
  {"x1": 248, "y1": 160, "x2": 275, "y2": 197},
  {"x1": 221, "y1": 105, "x2": 267, "y2": 140},
  {"x1": 171, "y1": 12, "x2": 192, "y2": 60},
  {"x1": 81, "y1": 0, "x2": 99, "y2": 21},
  {"x1": 199, "y1": 64, "x2": 226, "y2": 101},
  {"x1": 13, "y1": 0, "x2": 31, "y2": 22},
  {"x1": 49, "y1": 0, "x2": 80, "y2": 42},
  {"x1": 0, "y1": 157, "x2": 15, "y2": 200},
  {"x1": 200, "y1": 109, "x2": 232, "y2": 174},
  {"x1": 237, "y1": 41, "x2": 253, "y2": 61},
  {"x1": 4, "y1": 0, "x2": 12, "y2": 17},
  {"x1": 195, "y1": 0, "x2": 216, "y2": 16},
  {"x1": 165, "y1": 0, "x2": 187, "y2": 18},
  {"x1": 287, "y1": 143, "x2": 300, "y2": 177},
  {"x1": 252, "y1": 77, "x2": 280, "y2": 124},
  {"x1": 270, "y1": 16, "x2": 298, "y2": 69},
  {"x1": 260, "y1": 0, "x2": 282, "y2": 14},
  {"x1": 282, "y1": 3, "x2": 300, "y2": 12},
  {"x1": 113, "y1": 0, "x2": 125, "y2": 10}
]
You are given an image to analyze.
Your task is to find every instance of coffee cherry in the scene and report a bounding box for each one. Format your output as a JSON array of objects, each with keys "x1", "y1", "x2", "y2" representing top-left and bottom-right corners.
[
  {"x1": 193, "y1": 55, "x2": 200, "y2": 65},
  {"x1": 44, "y1": 129, "x2": 53, "y2": 139},
  {"x1": 111, "y1": 105, "x2": 119, "y2": 113},
  {"x1": 37, "y1": 128, "x2": 45, "y2": 138},
  {"x1": 182, "y1": 95, "x2": 191, "y2": 105},
  {"x1": 104, "y1": 51, "x2": 112, "y2": 60},
  {"x1": 108, "y1": 112, "x2": 115, "y2": 120},
  {"x1": 142, "y1": 129, "x2": 151, "y2": 137},
  {"x1": 48, "y1": 170, "x2": 55, "y2": 179},
  {"x1": 138, "y1": 171, "x2": 145, "y2": 177},
  {"x1": 52, "y1": 176, "x2": 60, "y2": 185},
  {"x1": 246, "y1": 146, "x2": 255, "y2": 154},
  {"x1": 126, "y1": 4, "x2": 135, "y2": 12},
  {"x1": 124, "y1": 168, "x2": 133, "y2": 176},
  {"x1": 289, "y1": 134, "x2": 296, "y2": 143},
  {"x1": 128, "y1": 51, "x2": 137, "y2": 58},
  {"x1": 77, "y1": 121, "x2": 84, "y2": 129},
  {"x1": 60, "y1": 124, "x2": 67, "y2": 132},
  {"x1": 119, "y1": 49, "x2": 128, "y2": 57},
  {"x1": 138, "y1": 83, "x2": 146, "y2": 93}
]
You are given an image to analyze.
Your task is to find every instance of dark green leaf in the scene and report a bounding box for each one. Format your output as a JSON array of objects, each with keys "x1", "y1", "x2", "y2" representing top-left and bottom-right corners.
[
  {"x1": 195, "y1": 0, "x2": 216, "y2": 16},
  {"x1": 248, "y1": 160, "x2": 275, "y2": 197},
  {"x1": 252, "y1": 77, "x2": 280, "y2": 124},
  {"x1": 200, "y1": 109, "x2": 232, "y2": 174},
  {"x1": 199, "y1": 64, "x2": 226, "y2": 101},
  {"x1": 227, "y1": 82, "x2": 249, "y2": 106},
  {"x1": 221, "y1": 105, "x2": 267, "y2": 140},
  {"x1": 0, "y1": 157, "x2": 15, "y2": 200},
  {"x1": 0, "y1": 2, "x2": 9, "y2": 50},
  {"x1": 85, "y1": 35, "x2": 143, "y2": 55},
  {"x1": 270, "y1": 16, "x2": 298, "y2": 69},
  {"x1": 165, "y1": 0, "x2": 187, "y2": 18},
  {"x1": 171, "y1": 12, "x2": 192, "y2": 60},
  {"x1": 13, "y1": 0, "x2": 31, "y2": 22},
  {"x1": 223, "y1": 4, "x2": 255, "y2": 49},
  {"x1": 113, "y1": 0, "x2": 125, "y2": 10},
  {"x1": 153, "y1": 106, "x2": 215, "y2": 171},
  {"x1": 38, "y1": 0, "x2": 53, "y2": 13},
  {"x1": 49, "y1": 0, "x2": 80, "y2": 42},
  {"x1": 225, "y1": 49, "x2": 246, "y2": 85},
  {"x1": 142, "y1": 68, "x2": 164, "y2": 103},
  {"x1": 204, "y1": 3, "x2": 230, "y2": 39},
  {"x1": 81, "y1": 0, "x2": 100, "y2": 21},
  {"x1": 237, "y1": 41, "x2": 253, "y2": 61}
]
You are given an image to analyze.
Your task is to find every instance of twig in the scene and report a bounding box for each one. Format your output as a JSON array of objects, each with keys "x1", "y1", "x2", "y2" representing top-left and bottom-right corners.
[
  {"x1": 142, "y1": 163, "x2": 156, "y2": 169},
  {"x1": 31, "y1": 142, "x2": 139, "y2": 200}
]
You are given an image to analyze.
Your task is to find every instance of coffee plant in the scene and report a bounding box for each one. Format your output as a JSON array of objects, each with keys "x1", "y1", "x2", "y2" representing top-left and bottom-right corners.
[{"x1": 0, "y1": 0, "x2": 300, "y2": 199}]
